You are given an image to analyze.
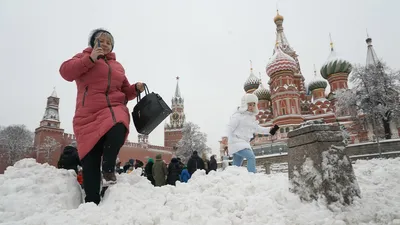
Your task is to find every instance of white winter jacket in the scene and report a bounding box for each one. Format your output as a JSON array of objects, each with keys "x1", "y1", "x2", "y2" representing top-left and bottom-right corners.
[{"x1": 227, "y1": 94, "x2": 270, "y2": 155}]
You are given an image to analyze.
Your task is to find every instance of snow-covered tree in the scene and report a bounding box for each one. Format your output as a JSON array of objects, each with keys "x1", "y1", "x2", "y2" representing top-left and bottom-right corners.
[
  {"x1": 336, "y1": 62, "x2": 400, "y2": 139},
  {"x1": 39, "y1": 136, "x2": 60, "y2": 163},
  {"x1": 0, "y1": 125, "x2": 34, "y2": 164},
  {"x1": 175, "y1": 122, "x2": 211, "y2": 162}
]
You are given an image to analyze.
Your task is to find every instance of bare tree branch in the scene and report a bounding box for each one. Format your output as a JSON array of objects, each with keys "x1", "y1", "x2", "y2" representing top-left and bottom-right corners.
[
  {"x1": 0, "y1": 125, "x2": 34, "y2": 164},
  {"x1": 175, "y1": 122, "x2": 211, "y2": 163},
  {"x1": 336, "y1": 62, "x2": 400, "y2": 139}
]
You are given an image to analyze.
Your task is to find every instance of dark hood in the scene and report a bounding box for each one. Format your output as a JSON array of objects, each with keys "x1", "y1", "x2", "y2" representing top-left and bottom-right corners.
[{"x1": 63, "y1": 146, "x2": 77, "y2": 155}]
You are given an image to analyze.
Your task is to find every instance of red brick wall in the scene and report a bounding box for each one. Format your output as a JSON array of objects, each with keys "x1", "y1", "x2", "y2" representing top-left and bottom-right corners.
[
  {"x1": 0, "y1": 146, "x2": 37, "y2": 174},
  {"x1": 164, "y1": 130, "x2": 182, "y2": 148}
]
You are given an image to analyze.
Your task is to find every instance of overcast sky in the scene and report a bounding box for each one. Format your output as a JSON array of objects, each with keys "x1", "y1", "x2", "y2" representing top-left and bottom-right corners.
[{"x1": 1, "y1": 0, "x2": 399, "y2": 155}]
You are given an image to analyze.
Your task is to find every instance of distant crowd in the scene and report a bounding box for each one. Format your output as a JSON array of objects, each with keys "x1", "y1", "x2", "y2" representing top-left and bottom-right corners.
[{"x1": 57, "y1": 142, "x2": 218, "y2": 188}]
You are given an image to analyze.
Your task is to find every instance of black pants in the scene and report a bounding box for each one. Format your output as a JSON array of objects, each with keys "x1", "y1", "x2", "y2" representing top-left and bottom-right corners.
[{"x1": 81, "y1": 123, "x2": 126, "y2": 204}]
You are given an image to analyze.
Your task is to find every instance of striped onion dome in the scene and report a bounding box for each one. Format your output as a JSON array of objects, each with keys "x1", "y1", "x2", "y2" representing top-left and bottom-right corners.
[
  {"x1": 308, "y1": 67, "x2": 328, "y2": 91},
  {"x1": 253, "y1": 82, "x2": 271, "y2": 100},
  {"x1": 320, "y1": 48, "x2": 352, "y2": 79},
  {"x1": 266, "y1": 47, "x2": 297, "y2": 76},
  {"x1": 244, "y1": 69, "x2": 260, "y2": 92},
  {"x1": 308, "y1": 80, "x2": 327, "y2": 91}
]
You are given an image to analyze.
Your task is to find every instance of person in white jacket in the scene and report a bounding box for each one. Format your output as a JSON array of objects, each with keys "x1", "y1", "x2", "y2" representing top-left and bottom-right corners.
[{"x1": 227, "y1": 93, "x2": 279, "y2": 173}]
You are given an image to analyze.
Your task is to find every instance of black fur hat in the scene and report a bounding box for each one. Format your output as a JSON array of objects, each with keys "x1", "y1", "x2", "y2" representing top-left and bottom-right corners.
[{"x1": 88, "y1": 28, "x2": 114, "y2": 50}]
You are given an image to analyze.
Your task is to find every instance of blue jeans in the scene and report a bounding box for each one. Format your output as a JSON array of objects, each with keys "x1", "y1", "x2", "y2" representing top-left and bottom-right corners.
[{"x1": 232, "y1": 148, "x2": 256, "y2": 173}]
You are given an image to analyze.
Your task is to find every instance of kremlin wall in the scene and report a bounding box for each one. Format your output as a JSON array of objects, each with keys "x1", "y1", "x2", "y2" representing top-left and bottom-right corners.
[{"x1": 0, "y1": 77, "x2": 185, "y2": 173}]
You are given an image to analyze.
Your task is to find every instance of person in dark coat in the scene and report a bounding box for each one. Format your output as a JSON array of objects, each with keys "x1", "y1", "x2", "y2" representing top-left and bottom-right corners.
[
  {"x1": 187, "y1": 151, "x2": 205, "y2": 175},
  {"x1": 123, "y1": 162, "x2": 131, "y2": 173},
  {"x1": 152, "y1": 154, "x2": 168, "y2": 187},
  {"x1": 167, "y1": 158, "x2": 182, "y2": 186},
  {"x1": 177, "y1": 157, "x2": 185, "y2": 170},
  {"x1": 209, "y1": 155, "x2": 218, "y2": 172},
  {"x1": 144, "y1": 158, "x2": 155, "y2": 185},
  {"x1": 201, "y1": 152, "x2": 210, "y2": 174},
  {"x1": 57, "y1": 142, "x2": 81, "y2": 174},
  {"x1": 134, "y1": 159, "x2": 144, "y2": 169}
]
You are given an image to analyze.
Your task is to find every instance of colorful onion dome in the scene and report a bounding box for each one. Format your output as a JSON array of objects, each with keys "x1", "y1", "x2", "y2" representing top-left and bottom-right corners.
[
  {"x1": 244, "y1": 69, "x2": 261, "y2": 92},
  {"x1": 308, "y1": 64, "x2": 328, "y2": 91},
  {"x1": 266, "y1": 46, "x2": 297, "y2": 76},
  {"x1": 320, "y1": 45, "x2": 352, "y2": 79},
  {"x1": 253, "y1": 82, "x2": 271, "y2": 101},
  {"x1": 308, "y1": 80, "x2": 328, "y2": 91}
]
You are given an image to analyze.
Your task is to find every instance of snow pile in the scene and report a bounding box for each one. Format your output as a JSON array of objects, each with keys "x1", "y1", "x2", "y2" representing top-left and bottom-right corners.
[
  {"x1": 0, "y1": 159, "x2": 82, "y2": 224},
  {"x1": 1, "y1": 158, "x2": 400, "y2": 225}
]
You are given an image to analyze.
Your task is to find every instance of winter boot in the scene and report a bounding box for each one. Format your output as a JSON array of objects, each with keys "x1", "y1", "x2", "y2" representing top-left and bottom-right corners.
[{"x1": 102, "y1": 172, "x2": 117, "y2": 187}]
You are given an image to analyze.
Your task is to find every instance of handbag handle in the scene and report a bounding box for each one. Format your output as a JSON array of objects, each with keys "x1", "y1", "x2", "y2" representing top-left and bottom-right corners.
[{"x1": 136, "y1": 83, "x2": 150, "y2": 103}]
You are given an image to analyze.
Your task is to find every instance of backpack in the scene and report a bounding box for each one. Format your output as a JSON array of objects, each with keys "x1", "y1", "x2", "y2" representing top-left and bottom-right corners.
[{"x1": 58, "y1": 146, "x2": 80, "y2": 174}]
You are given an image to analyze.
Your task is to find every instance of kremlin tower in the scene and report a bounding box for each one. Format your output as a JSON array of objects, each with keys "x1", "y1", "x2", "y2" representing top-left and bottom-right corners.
[{"x1": 164, "y1": 77, "x2": 185, "y2": 148}]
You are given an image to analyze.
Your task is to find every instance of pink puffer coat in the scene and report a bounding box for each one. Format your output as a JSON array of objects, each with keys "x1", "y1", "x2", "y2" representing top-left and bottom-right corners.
[{"x1": 60, "y1": 48, "x2": 137, "y2": 159}]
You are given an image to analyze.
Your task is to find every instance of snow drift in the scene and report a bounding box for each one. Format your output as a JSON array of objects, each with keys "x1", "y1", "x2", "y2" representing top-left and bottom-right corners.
[{"x1": 1, "y1": 158, "x2": 400, "y2": 225}]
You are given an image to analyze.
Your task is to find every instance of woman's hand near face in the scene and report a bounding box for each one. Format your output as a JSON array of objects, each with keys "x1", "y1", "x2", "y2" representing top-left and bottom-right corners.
[{"x1": 90, "y1": 40, "x2": 104, "y2": 62}]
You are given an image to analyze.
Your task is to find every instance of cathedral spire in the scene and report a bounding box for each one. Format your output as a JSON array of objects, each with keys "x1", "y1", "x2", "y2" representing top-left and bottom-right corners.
[
  {"x1": 329, "y1": 33, "x2": 334, "y2": 52},
  {"x1": 273, "y1": 10, "x2": 295, "y2": 56},
  {"x1": 51, "y1": 86, "x2": 57, "y2": 98},
  {"x1": 174, "y1": 76, "x2": 181, "y2": 98},
  {"x1": 365, "y1": 34, "x2": 380, "y2": 66}
]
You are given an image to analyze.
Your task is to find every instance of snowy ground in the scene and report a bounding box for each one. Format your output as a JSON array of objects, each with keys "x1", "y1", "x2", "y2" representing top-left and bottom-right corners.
[{"x1": 1, "y1": 158, "x2": 400, "y2": 225}]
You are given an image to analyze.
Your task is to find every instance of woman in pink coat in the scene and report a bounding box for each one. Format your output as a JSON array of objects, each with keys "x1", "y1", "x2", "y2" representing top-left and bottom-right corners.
[{"x1": 59, "y1": 28, "x2": 144, "y2": 204}]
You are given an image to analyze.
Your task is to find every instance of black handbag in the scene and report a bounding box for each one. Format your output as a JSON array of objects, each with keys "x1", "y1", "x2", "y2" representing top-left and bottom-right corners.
[{"x1": 132, "y1": 84, "x2": 172, "y2": 135}]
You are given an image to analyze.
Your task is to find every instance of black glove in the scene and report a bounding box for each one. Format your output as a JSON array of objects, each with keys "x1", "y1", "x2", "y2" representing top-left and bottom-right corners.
[
  {"x1": 249, "y1": 134, "x2": 256, "y2": 142},
  {"x1": 269, "y1": 124, "x2": 279, "y2": 135}
]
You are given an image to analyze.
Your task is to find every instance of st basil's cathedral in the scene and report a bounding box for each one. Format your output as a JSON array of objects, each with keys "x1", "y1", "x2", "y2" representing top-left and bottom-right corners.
[{"x1": 219, "y1": 11, "x2": 400, "y2": 158}]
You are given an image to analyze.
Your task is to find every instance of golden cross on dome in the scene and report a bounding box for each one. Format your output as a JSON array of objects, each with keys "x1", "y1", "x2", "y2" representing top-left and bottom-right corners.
[
  {"x1": 329, "y1": 33, "x2": 334, "y2": 51},
  {"x1": 176, "y1": 76, "x2": 180, "y2": 80},
  {"x1": 249, "y1": 60, "x2": 253, "y2": 71}
]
